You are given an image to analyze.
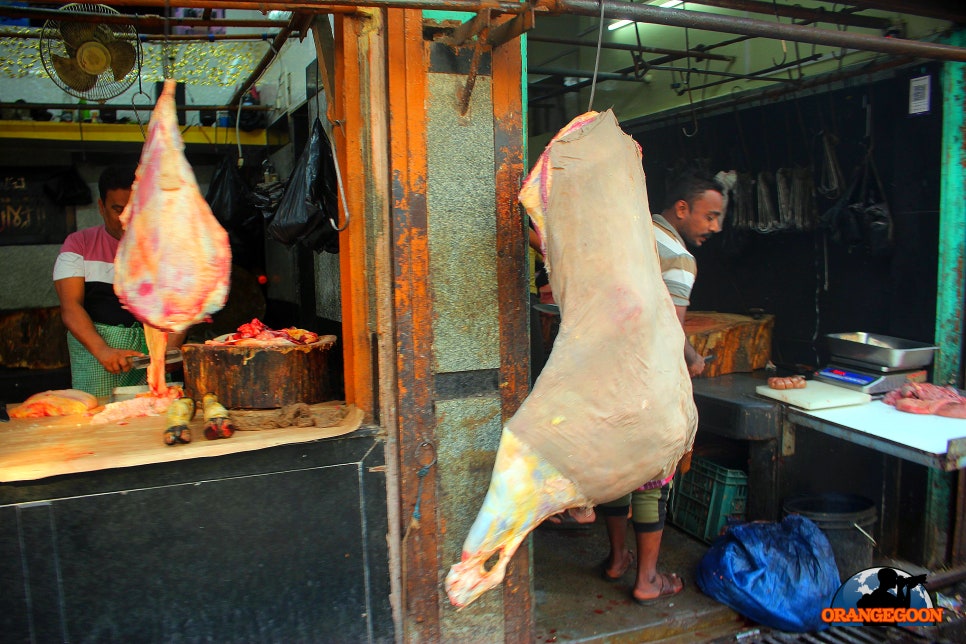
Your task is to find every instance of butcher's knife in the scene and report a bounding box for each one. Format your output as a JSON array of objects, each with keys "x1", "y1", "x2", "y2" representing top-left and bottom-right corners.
[{"x1": 128, "y1": 349, "x2": 183, "y2": 370}]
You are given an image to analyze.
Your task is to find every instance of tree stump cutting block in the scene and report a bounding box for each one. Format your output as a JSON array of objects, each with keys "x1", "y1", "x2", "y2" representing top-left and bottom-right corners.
[
  {"x1": 182, "y1": 336, "x2": 337, "y2": 409},
  {"x1": 684, "y1": 312, "x2": 774, "y2": 378}
]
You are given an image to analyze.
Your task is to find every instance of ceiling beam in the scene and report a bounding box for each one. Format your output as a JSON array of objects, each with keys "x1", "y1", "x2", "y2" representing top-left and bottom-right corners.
[
  {"x1": 528, "y1": 35, "x2": 735, "y2": 62},
  {"x1": 227, "y1": 14, "x2": 300, "y2": 105},
  {"x1": 5, "y1": 0, "x2": 966, "y2": 63},
  {"x1": 546, "y1": 0, "x2": 966, "y2": 62},
  {"x1": 839, "y1": 0, "x2": 966, "y2": 25},
  {"x1": 687, "y1": 0, "x2": 891, "y2": 31},
  {"x1": 0, "y1": 5, "x2": 293, "y2": 28}
]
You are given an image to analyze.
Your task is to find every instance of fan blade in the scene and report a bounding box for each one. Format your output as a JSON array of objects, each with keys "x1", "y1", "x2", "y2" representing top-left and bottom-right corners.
[
  {"x1": 51, "y1": 53, "x2": 97, "y2": 93},
  {"x1": 93, "y1": 23, "x2": 116, "y2": 44},
  {"x1": 59, "y1": 22, "x2": 96, "y2": 49},
  {"x1": 107, "y1": 40, "x2": 136, "y2": 80}
]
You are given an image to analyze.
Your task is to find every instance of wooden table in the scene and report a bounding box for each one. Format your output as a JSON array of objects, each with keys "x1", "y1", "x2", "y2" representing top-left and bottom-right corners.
[{"x1": 0, "y1": 401, "x2": 362, "y2": 483}]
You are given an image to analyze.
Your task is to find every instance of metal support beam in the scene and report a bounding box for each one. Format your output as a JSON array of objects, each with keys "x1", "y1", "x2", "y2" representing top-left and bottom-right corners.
[
  {"x1": 689, "y1": 0, "x2": 892, "y2": 31},
  {"x1": 12, "y1": 0, "x2": 966, "y2": 63},
  {"x1": 227, "y1": 15, "x2": 299, "y2": 106},
  {"x1": 935, "y1": 29, "x2": 966, "y2": 388},
  {"x1": 547, "y1": 0, "x2": 966, "y2": 63},
  {"x1": 528, "y1": 35, "x2": 734, "y2": 63},
  {"x1": 0, "y1": 5, "x2": 294, "y2": 27}
]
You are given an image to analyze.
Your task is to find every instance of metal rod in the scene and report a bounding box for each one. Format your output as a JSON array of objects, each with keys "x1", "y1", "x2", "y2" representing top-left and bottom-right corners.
[
  {"x1": 0, "y1": 29, "x2": 294, "y2": 41},
  {"x1": 675, "y1": 53, "x2": 823, "y2": 94},
  {"x1": 529, "y1": 50, "x2": 810, "y2": 103},
  {"x1": 6, "y1": 0, "x2": 966, "y2": 63},
  {"x1": 16, "y1": 0, "x2": 529, "y2": 13},
  {"x1": 843, "y1": 0, "x2": 966, "y2": 25},
  {"x1": 528, "y1": 34, "x2": 734, "y2": 62},
  {"x1": 529, "y1": 64, "x2": 797, "y2": 83},
  {"x1": 0, "y1": 5, "x2": 293, "y2": 28},
  {"x1": 686, "y1": 0, "x2": 891, "y2": 31},
  {"x1": 228, "y1": 18, "x2": 297, "y2": 106},
  {"x1": 0, "y1": 101, "x2": 272, "y2": 111},
  {"x1": 549, "y1": 0, "x2": 966, "y2": 63}
]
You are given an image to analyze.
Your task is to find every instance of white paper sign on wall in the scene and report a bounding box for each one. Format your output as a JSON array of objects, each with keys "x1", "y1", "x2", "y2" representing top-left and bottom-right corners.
[{"x1": 909, "y1": 75, "x2": 931, "y2": 115}]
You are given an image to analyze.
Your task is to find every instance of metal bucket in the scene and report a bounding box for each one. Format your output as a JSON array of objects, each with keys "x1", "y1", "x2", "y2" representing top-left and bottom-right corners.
[{"x1": 783, "y1": 493, "x2": 877, "y2": 581}]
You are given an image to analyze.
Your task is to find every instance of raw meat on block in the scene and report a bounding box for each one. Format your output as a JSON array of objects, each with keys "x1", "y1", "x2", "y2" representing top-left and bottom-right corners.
[
  {"x1": 446, "y1": 110, "x2": 697, "y2": 607},
  {"x1": 9, "y1": 389, "x2": 98, "y2": 418},
  {"x1": 114, "y1": 78, "x2": 231, "y2": 336}
]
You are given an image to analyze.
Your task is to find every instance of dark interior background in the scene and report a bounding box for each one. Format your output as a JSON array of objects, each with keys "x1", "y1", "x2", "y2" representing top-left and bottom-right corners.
[{"x1": 628, "y1": 61, "x2": 944, "y2": 371}]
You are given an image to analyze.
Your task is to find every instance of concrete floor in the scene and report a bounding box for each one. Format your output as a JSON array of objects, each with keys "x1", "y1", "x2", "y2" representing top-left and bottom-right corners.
[
  {"x1": 533, "y1": 518, "x2": 753, "y2": 643},
  {"x1": 533, "y1": 518, "x2": 965, "y2": 644}
]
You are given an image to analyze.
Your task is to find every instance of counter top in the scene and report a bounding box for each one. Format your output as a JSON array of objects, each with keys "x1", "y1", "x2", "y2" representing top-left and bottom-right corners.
[
  {"x1": 788, "y1": 401, "x2": 966, "y2": 471},
  {"x1": 691, "y1": 372, "x2": 783, "y2": 440},
  {"x1": 0, "y1": 402, "x2": 363, "y2": 483}
]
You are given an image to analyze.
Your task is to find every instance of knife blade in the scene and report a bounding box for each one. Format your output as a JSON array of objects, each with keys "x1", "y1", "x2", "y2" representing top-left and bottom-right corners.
[{"x1": 128, "y1": 349, "x2": 183, "y2": 370}]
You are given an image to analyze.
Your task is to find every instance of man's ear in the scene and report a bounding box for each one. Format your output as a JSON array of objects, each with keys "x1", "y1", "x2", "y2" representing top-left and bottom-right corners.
[{"x1": 674, "y1": 199, "x2": 689, "y2": 220}]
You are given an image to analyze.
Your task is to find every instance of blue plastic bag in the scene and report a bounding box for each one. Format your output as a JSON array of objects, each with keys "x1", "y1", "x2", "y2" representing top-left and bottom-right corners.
[{"x1": 696, "y1": 514, "x2": 840, "y2": 632}]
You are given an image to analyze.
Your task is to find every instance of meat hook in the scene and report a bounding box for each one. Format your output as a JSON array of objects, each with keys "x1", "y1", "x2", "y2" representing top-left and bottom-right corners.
[
  {"x1": 770, "y1": 0, "x2": 788, "y2": 67},
  {"x1": 682, "y1": 87, "x2": 699, "y2": 138},
  {"x1": 328, "y1": 120, "x2": 351, "y2": 232}
]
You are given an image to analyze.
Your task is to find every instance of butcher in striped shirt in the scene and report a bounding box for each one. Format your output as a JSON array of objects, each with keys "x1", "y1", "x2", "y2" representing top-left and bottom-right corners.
[
  {"x1": 53, "y1": 166, "x2": 155, "y2": 397},
  {"x1": 651, "y1": 170, "x2": 724, "y2": 377}
]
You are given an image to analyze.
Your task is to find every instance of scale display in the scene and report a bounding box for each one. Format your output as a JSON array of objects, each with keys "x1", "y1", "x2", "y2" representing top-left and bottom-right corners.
[
  {"x1": 817, "y1": 367, "x2": 878, "y2": 387},
  {"x1": 815, "y1": 365, "x2": 927, "y2": 394}
]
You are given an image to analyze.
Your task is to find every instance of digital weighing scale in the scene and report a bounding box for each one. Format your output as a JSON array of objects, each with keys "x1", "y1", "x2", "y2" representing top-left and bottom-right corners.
[{"x1": 815, "y1": 357, "x2": 927, "y2": 395}]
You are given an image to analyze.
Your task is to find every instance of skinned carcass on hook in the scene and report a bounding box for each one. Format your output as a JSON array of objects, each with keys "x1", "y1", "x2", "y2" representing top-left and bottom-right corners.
[
  {"x1": 445, "y1": 110, "x2": 697, "y2": 608},
  {"x1": 113, "y1": 78, "x2": 232, "y2": 398}
]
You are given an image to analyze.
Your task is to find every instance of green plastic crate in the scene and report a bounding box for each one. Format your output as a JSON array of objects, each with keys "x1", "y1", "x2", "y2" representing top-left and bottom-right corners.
[{"x1": 670, "y1": 457, "x2": 747, "y2": 543}]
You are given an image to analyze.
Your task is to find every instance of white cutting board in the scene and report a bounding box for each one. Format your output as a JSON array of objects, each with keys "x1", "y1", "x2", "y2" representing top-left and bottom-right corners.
[{"x1": 755, "y1": 380, "x2": 871, "y2": 410}]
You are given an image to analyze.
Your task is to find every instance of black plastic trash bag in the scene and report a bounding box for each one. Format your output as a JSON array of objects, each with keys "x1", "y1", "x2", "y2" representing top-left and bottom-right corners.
[
  {"x1": 206, "y1": 154, "x2": 265, "y2": 270},
  {"x1": 696, "y1": 514, "x2": 840, "y2": 632},
  {"x1": 267, "y1": 118, "x2": 339, "y2": 253}
]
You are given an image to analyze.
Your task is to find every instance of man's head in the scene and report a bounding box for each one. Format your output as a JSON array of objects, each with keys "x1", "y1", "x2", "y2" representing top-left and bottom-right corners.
[
  {"x1": 98, "y1": 165, "x2": 136, "y2": 240},
  {"x1": 877, "y1": 567, "x2": 899, "y2": 589},
  {"x1": 661, "y1": 170, "x2": 725, "y2": 248}
]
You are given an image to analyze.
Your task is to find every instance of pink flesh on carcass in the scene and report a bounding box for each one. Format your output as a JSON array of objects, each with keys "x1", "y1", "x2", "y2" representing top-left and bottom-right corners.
[
  {"x1": 90, "y1": 387, "x2": 182, "y2": 425},
  {"x1": 114, "y1": 78, "x2": 231, "y2": 337},
  {"x1": 445, "y1": 111, "x2": 697, "y2": 608}
]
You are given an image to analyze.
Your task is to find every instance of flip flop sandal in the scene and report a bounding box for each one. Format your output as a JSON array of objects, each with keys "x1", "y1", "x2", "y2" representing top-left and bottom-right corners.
[
  {"x1": 599, "y1": 551, "x2": 634, "y2": 583},
  {"x1": 542, "y1": 508, "x2": 594, "y2": 530},
  {"x1": 631, "y1": 572, "x2": 684, "y2": 605}
]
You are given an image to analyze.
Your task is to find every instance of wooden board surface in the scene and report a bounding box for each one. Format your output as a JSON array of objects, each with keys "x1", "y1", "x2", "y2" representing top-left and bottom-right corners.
[
  {"x1": 755, "y1": 380, "x2": 871, "y2": 410},
  {"x1": 0, "y1": 401, "x2": 362, "y2": 483},
  {"x1": 685, "y1": 311, "x2": 774, "y2": 378}
]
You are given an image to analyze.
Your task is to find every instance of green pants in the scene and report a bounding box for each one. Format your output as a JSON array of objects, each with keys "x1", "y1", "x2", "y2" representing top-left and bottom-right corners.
[
  {"x1": 67, "y1": 323, "x2": 147, "y2": 398},
  {"x1": 600, "y1": 485, "x2": 669, "y2": 533}
]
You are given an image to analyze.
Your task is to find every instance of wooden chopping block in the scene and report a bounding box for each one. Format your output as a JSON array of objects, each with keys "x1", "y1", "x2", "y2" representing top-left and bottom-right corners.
[
  {"x1": 182, "y1": 336, "x2": 337, "y2": 409},
  {"x1": 684, "y1": 312, "x2": 774, "y2": 378}
]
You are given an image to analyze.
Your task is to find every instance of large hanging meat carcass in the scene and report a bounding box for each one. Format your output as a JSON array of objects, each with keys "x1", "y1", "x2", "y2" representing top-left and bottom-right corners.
[
  {"x1": 445, "y1": 110, "x2": 698, "y2": 608},
  {"x1": 113, "y1": 78, "x2": 232, "y2": 397}
]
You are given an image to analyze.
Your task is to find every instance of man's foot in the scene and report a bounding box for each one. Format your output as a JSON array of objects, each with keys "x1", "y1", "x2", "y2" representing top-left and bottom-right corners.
[
  {"x1": 544, "y1": 507, "x2": 596, "y2": 528},
  {"x1": 631, "y1": 572, "x2": 684, "y2": 604},
  {"x1": 600, "y1": 549, "x2": 634, "y2": 582}
]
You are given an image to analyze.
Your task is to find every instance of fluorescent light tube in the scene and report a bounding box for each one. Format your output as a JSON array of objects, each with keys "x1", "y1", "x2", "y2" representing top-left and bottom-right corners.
[{"x1": 608, "y1": 19, "x2": 633, "y2": 31}]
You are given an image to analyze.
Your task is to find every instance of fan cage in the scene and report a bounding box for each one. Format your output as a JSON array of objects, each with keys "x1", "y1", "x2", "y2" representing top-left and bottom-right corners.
[{"x1": 39, "y1": 3, "x2": 141, "y2": 102}]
